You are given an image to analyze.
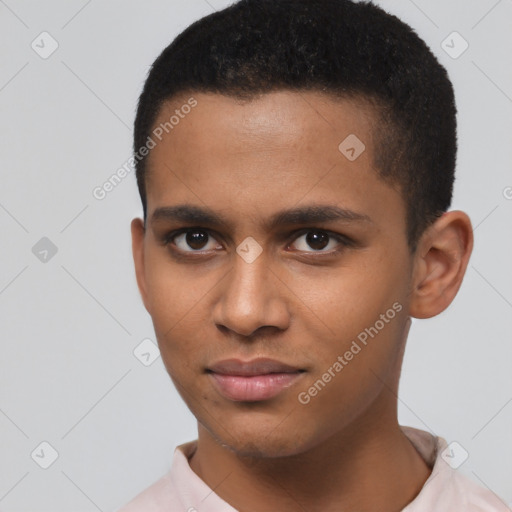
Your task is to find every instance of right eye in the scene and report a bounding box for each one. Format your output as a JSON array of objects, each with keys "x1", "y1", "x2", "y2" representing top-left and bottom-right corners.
[{"x1": 163, "y1": 228, "x2": 223, "y2": 254}]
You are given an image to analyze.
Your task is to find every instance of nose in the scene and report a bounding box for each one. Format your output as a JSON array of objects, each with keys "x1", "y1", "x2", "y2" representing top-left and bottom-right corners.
[{"x1": 212, "y1": 250, "x2": 290, "y2": 338}]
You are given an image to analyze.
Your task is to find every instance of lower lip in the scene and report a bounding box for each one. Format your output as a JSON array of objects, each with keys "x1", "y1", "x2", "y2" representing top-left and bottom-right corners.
[{"x1": 209, "y1": 372, "x2": 303, "y2": 401}]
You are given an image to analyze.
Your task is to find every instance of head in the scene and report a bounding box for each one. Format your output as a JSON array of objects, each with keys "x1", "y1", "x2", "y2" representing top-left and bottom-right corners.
[{"x1": 131, "y1": 0, "x2": 473, "y2": 457}]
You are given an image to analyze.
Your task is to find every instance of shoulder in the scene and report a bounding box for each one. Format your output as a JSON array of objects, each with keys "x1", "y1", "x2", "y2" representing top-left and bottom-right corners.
[
  {"x1": 401, "y1": 426, "x2": 510, "y2": 512},
  {"x1": 403, "y1": 466, "x2": 510, "y2": 511},
  {"x1": 115, "y1": 440, "x2": 198, "y2": 512},
  {"x1": 114, "y1": 472, "x2": 178, "y2": 512},
  {"x1": 444, "y1": 470, "x2": 511, "y2": 512}
]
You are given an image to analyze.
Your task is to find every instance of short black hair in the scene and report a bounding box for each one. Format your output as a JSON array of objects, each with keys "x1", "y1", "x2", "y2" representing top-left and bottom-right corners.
[{"x1": 134, "y1": 0, "x2": 457, "y2": 252}]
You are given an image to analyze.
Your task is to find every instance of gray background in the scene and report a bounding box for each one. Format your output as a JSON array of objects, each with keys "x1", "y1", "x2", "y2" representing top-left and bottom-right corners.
[{"x1": 0, "y1": 0, "x2": 511, "y2": 510}]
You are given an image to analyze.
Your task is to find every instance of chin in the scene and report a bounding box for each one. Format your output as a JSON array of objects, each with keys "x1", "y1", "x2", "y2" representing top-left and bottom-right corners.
[
  {"x1": 225, "y1": 437, "x2": 305, "y2": 459},
  {"x1": 205, "y1": 416, "x2": 318, "y2": 459}
]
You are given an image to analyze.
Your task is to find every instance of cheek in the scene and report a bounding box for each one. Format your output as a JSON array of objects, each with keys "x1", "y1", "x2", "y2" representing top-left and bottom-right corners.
[
  {"x1": 289, "y1": 259, "x2": 403, "y2": 342},
  {"x1": 294, "y1": 310, "x2": 406, "y2": 443},
  {"x1": 143, "y1": 252, "x2": 213, "y2": 366},
  {"x1": 291, "y1": 261, "x2": 407, "y2": 399},
  {"x1": 144, "y1": 248, "x2": 210, "y2": 327}
]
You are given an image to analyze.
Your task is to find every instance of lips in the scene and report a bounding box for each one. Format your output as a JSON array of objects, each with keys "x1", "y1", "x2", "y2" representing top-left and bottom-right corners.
[
  {"x1": 207, "y1": 358, "x2": 305, "y2": 402},
  {"x1": 208, "y1": 358, "x2": 302, "y2": 376}
]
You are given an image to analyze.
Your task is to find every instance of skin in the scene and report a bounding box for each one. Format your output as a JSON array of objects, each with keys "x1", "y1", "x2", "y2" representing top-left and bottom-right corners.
[{"x1": 131, "y1": 91, "x2": 473, "y2": 511}]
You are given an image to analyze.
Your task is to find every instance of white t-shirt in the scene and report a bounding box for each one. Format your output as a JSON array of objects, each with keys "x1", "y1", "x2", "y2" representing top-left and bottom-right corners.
[{"x1": 117, "y1": 426, "x2": 510, "y2": 511}]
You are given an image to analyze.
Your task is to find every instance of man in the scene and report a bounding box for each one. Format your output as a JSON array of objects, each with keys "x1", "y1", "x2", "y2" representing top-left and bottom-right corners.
[{"x1": 120, "y1": 0, "x2": 509, "y2": 510}]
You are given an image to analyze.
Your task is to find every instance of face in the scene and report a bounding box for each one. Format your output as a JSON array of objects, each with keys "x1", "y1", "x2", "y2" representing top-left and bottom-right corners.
[{"x1": 132, "y1": 91, "x2": 416, "y2": 458}]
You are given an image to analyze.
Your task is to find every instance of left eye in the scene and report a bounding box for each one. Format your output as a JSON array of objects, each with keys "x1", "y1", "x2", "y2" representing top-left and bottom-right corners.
[{"x1": 289, "y1": 230, "x2": 346, "y2": 253}]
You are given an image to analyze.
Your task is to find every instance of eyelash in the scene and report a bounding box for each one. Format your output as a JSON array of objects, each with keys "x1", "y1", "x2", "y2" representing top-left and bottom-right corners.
[{"x1": 161, "y1": 227, "x2": 353, "y2": 258}]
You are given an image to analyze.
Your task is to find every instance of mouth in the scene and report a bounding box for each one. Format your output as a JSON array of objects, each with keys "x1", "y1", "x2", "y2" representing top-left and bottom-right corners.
[{"x1": 206, "y1": 358, "x2": 306, "y2": 402}]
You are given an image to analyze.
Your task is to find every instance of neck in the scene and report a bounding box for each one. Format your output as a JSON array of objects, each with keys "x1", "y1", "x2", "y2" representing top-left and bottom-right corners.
[{"x1": 188, "y1": 395, "x2": 432, "y2": 512}]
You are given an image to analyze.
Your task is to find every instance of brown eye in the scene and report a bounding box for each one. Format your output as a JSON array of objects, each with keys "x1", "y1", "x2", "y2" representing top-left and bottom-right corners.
[
  {"x1": 166, "y1": 229, "x2": 222, "y2": 252},
  {"x1": 290, "y1": 230, "x2": 346, "y2": 253},
  {"x1": 185, "y1": 230, "x2": 209, "y2": 250},
  {"x1": 304, "y1": 231, "x2": 330, "y2": 250}
]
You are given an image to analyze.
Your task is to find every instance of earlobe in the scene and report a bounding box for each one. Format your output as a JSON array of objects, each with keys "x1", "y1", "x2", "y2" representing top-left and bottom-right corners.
[
  {"x1": 131, "y1": 217, "x2": 150, "y2": 312},
  {"x1": 409, "y1": 211, "x2": 474, "y2": 319}
]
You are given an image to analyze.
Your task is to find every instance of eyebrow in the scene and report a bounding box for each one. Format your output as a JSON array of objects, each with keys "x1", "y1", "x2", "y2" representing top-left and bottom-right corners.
[{"x1": 150, "y1": 204, "x2": 373, "y2": 231}]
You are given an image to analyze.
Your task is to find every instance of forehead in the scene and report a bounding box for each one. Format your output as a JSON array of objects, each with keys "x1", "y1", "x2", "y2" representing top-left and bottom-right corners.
[
  {"x1": 144, "y1": 91, "x2": 404, "y2": 234},
  {"x1": 149, "y1": 90, "x2": 377, "y2": 162}
]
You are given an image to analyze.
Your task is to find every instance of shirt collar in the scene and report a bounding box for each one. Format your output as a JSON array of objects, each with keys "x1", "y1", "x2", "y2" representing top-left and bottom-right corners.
[{"x1": 168, "y1": 426, "x2": 497, "y2": 511}]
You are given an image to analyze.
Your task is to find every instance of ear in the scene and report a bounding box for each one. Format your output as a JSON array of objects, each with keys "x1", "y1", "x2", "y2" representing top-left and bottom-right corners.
[
  {"x1": 131, "y1": 217, "x2": 150, "y2": 313},
  {"x1": 409, "y1": 211, "x2": 473, "y2": 319}
]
